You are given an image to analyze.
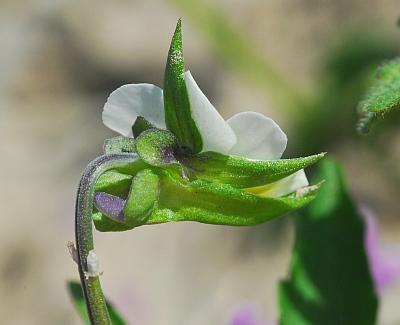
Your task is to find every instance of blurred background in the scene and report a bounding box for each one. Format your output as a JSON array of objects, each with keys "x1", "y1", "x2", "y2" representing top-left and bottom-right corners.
[{"x1": 1, "y1": 0, "x2": 400, "y2": 324}]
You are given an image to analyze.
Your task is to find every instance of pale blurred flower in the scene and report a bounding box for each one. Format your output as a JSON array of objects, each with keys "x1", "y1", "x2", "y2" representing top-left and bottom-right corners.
[
  {"x1": 362, "y1": 206, "x2": 400, "y2": 293},
  {"x1": 230, "y1": 305, "x2": 274, "y2": 325}
]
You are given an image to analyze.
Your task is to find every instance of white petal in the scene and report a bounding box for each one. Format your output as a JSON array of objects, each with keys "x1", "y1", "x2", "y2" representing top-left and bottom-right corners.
[
  {"x1": 246, "y1": 169, "x2": 309, "y2": 198},
  {"x1": 227, "y1": 112, "x2": 287, "y2": 160},
  {"x1": 184, "y1": 71, "x2": 236, "y2": 153},
  {"x1": 102, "y1": 84, "x2": 165, "y2": 137}
]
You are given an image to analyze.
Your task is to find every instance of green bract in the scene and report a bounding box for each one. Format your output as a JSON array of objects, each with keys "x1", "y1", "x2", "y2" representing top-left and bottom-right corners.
[{"x1": 94, "y1": 20, "x2": 325, "y2": 232}]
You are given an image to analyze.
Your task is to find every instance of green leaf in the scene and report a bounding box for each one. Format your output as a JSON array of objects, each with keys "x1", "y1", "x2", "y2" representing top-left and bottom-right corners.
[
  {"x1": 357, "y1": 58, "x2": 400, "y2": 134},
  {"x1": 67, "y1": 281, "x2": 126, "y2": 325},
  {"x1": 278, "y1": 159, "x2": 378, "y2": 325},
  {"x1": 163, "y1": 19, "x2": 203, "y2": 153},
  {"x1": 184, "y1": 151, "x2": 325, "y2": 188},
  {"x1": 103, "y1": 136, "x2": 136, "y2": 154}
]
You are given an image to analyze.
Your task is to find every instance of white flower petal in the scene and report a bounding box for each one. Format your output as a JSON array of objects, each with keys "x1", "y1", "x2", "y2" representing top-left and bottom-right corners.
[
  {"x1": 246, "y1": 169, "x2": 309, "y2": 198},
  {"x1": 184, "y1": 71, "x2": 236, "y2": 153},
  {"x1": 227, "y1": 112, "x2": 287, "y2": 160},
  {"x1": 102, "y1": 84, "x2": 165, "y2": 137}
]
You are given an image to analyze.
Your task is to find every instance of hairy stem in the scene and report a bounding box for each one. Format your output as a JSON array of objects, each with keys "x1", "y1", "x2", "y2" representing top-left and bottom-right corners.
[{"x1": 75, "y1": 153, "x2": 139, "y2": 324}]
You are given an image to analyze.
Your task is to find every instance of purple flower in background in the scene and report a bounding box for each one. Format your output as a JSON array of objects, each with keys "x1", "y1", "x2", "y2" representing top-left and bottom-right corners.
[
  {"x1": 229, "y1": 208, "x2": 400, "y2": 325},
  {"x1": 362, "y1": 206, "x2": 400, "y2": 293},
  {"x1": 230, "y1": 305, "x2": 274, "y2": 325}
]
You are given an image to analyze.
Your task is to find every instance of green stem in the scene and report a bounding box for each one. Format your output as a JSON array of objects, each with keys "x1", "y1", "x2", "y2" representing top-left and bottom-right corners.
[{"x1": 75, "y1": 153, "x2": 139, "y2": 324}]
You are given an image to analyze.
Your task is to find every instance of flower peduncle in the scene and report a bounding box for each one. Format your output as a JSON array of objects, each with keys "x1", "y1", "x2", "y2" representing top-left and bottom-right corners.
[{"x1": 75, "y1": 153, "x2": 139, "y2": 324}]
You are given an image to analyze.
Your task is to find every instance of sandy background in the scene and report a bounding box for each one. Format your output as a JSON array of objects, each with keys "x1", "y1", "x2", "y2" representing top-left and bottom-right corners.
[{"x1": 1, "y1": 0, "x2": 400, "y2": 324}]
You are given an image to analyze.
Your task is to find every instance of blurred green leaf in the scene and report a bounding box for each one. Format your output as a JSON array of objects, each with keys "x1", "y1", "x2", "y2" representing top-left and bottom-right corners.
[
  {"x1": 292, "y1": 31, "x2": 399, "y2": 155},
  {"x1": 278, "y1": 159, "x2": 378, "y2": 325},
  {"x1": 67, "y1": 281, "x2": 126, "y2": 325},
  {"x1": 357, "y1": 58, "x2": 400, "y2": 134},
  {"x1": 324, "y1": 32, "x2": 398, "y2": 88},
  {"x1": 164, "y1": 19, "x2": 203, "y2": 153}
]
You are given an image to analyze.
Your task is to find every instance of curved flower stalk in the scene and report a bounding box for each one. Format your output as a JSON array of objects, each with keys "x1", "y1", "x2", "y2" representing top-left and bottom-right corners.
[{"x1": 73, "y1": 19, "x2": 324, "y2": 324}]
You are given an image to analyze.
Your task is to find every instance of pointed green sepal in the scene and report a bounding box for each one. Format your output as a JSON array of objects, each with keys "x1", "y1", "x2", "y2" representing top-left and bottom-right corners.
[
  {"x1": 163, "y1": 19, "x2": 202, "y2": 153},
  {"x1": 184, "y1": 151, "x2": 325, "y2": 188}
]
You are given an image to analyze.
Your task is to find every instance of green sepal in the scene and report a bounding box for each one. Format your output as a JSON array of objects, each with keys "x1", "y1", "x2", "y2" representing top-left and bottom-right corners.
[
  {"x1": 148, "y1": 171, "x2": 321, "y2": 226},
  {"x1": 92, "y1": 168, "x2": 160, "y2": 231},
  {"x1": 357, "y1": 57, "x2": 400, "y2": 134},
  {"x1": 103, "y1": 136, "x2": 136, "y2": 154},
  {"x1": 111, "y1": 158, "x2": 149, "y2": 176},
  {"x1": 184, "y1": 151, "x2": 325, "y2": 188},
  {"x1": 134, "y1": 129, "x2": 183, "y2": 176},
  {"x1": 91, "y1": 155, "x2": 322, "y2": 231},
  {"x1": 92, "y1": 211, "x2": 131, "y2": 232},
  {"x1": 94, "y1": 170, "x2": 133, "y2": 197},
  {"x1": 123, "y1": 169, "x2": 160, "y2": 227},
  {"x1": 67, "y1": 281, "x2": 126, "y2": 325},
  {"x1": 93, "y1": 168, "x2": 320, "y2": 230},
  {"x1": 163, "y1": 19, "x2": 202, "y2": 153},
  {"x1": 132, "y1": 116, "x2": 156, "y2": 137}
]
